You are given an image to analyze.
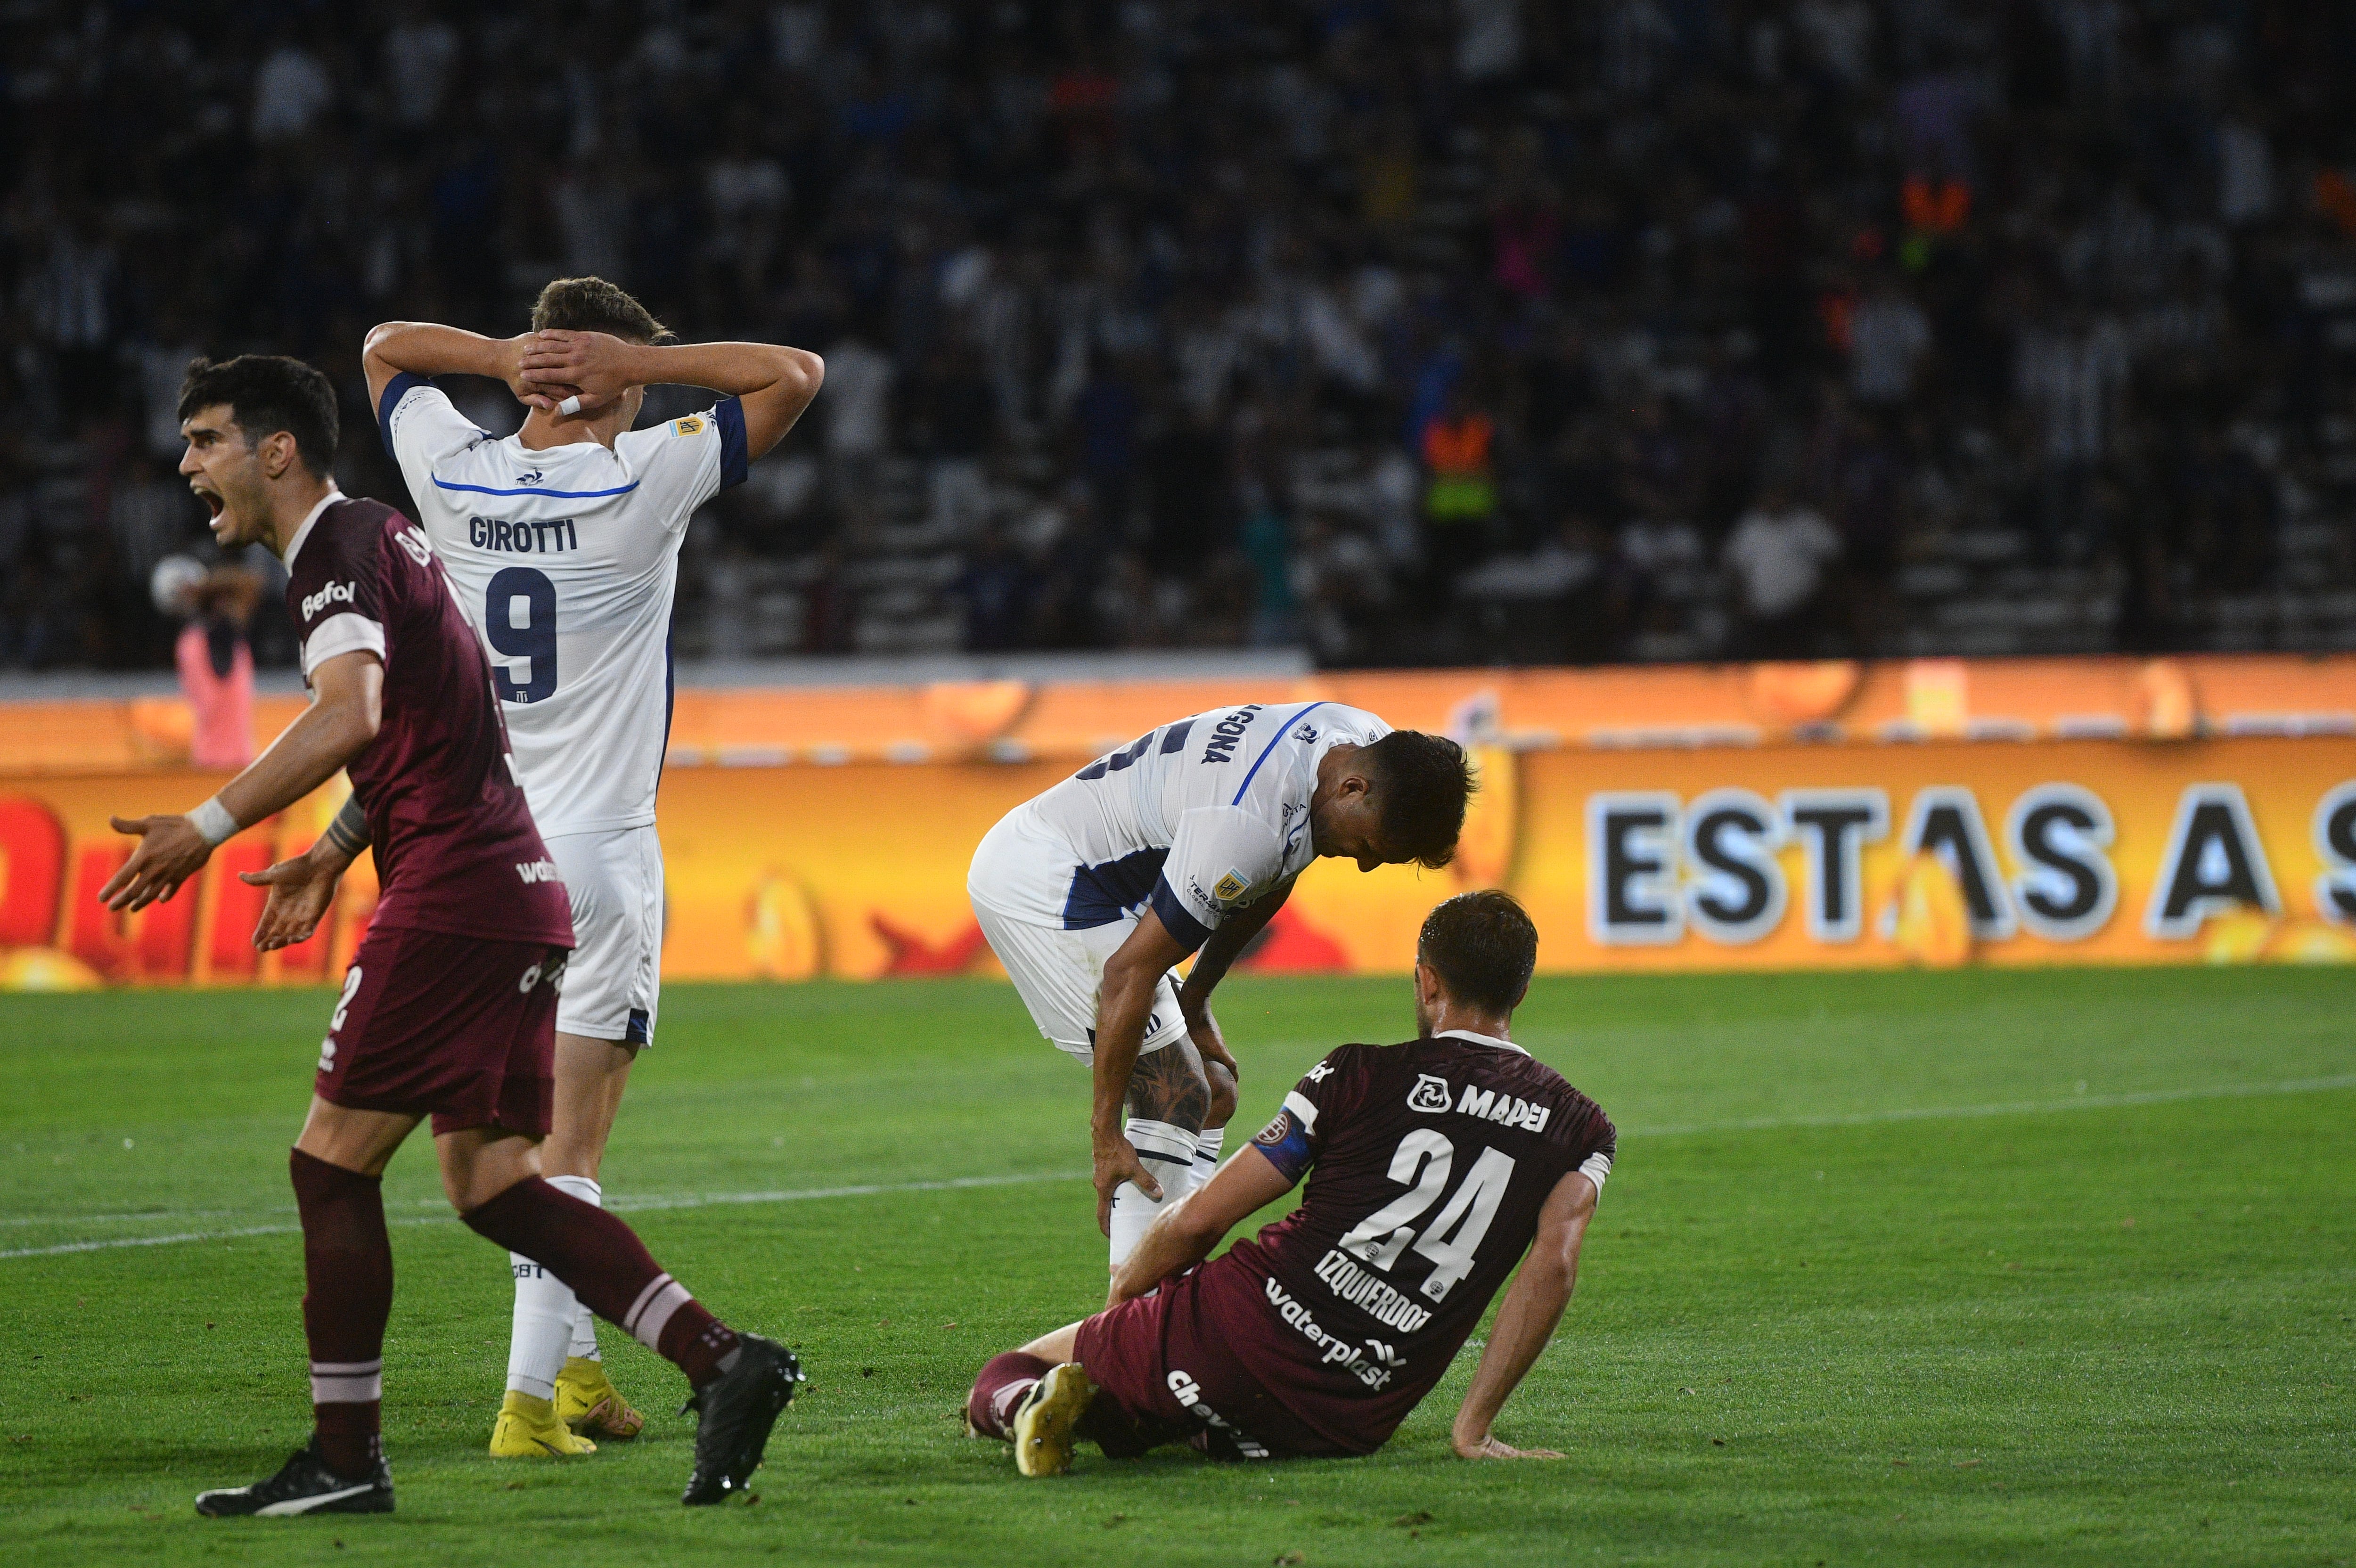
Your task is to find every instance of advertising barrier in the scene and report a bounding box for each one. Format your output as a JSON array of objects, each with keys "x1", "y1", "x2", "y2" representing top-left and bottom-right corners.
[{"x1": 2, "y1": 733, "x2": 2350, "y2": 988}]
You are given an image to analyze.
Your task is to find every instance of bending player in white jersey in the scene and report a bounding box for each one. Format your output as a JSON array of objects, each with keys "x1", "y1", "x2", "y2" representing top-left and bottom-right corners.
[
  {"x1": 968, "y1": 703, "x2": 1473, "y2": 1274},
  {"x1": 308, "y1": 278, "x2": 822, "y2": 1457}
]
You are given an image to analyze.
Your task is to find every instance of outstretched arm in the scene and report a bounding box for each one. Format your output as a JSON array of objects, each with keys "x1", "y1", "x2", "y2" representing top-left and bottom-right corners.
[
  {"x1": 1107, "y1": 1141, "x2": 1297, "y2": 1306},
  {"x1": 101, "y1": 651, "x2": 383, "y2": 912},
  {"x1": 245, "y1": 794, "x2": 368, "y2": 952},
  {"x1": 1450, "y1": 1168, "x2": 1597, "y2": 1460},
  {"x1": 519, "y1": 333, "x2": 824, "y2": 461}
]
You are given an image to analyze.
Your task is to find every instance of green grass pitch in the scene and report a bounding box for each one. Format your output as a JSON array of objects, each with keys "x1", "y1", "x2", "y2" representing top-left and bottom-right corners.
[{"x1": 2, "y1": 967, "x2": 2351, "y2": 1566}]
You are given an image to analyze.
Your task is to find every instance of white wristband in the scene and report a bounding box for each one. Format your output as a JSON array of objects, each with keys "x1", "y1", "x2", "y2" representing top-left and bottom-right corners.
[{"x1": 188, "y1": 796, "x2": 241, "y2": 846}]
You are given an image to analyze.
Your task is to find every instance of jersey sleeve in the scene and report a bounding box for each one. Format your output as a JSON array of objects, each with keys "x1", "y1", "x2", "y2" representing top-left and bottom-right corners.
[
  {"x1": 1571, "y1": 1105, "x2": 1618, "y2": 1199},
  {"x1": 287, "y1": 517, "x2": 388, "y2": 679},
  {"x1": 1251, "y1": 1046, "x2": 1359, "y2": 1184},
  {"x1": 613, "y1": 399, "x2": 749, "y2": 531},
  {"x1": 1149, "y1": 804, "x2": 1288, "y2": 951},
  {"x1": 378, "y1": 375, "x2": 487, "y2": 484}
]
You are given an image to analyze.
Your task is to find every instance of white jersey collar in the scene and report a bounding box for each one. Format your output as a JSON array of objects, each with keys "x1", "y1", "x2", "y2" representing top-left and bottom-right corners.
[
  {"x1": 1433, "y1": 1027, "x2": 1528, "y2": 1056},
  {"x1": 280, "y1": 487, "x2": 346, "y2": 572}
]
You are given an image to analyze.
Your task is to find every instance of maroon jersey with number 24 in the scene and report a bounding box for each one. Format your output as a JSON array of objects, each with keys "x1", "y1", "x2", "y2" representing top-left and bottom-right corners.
[
  {"x1": 281, "y1": 494, "x2": 573, "y2": 948},
  {"x1": 1197, "y1": 1029, "x2": 1616, "y2": 1454}
]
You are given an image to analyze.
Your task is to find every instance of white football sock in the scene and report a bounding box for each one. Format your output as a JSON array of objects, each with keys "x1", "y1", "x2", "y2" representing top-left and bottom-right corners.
[
  {"x1": 1193, "y1": 1125, "x2": 1226, "y2": 1184},
  {"x1": 564, "y1": 1176, "x2": 603, "y2": 1363},
  {"x1": 569, "y1": 1299, "x2": 602, "y2": 1363},
  {"x1": 504, "y1": 1174, "x2": 599, "y2": 1399},
  {"x1": 1108, "y1": 1119, "x2": 1200, "y2": 1268}
]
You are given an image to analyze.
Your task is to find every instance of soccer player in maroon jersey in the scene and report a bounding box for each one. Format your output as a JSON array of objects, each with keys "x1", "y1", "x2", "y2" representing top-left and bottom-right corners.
[
  {"x1": 101, "y1": 356, "x2": 798, "y2": 1514},
  {"x1": 965, "y1": 890, "x2": 1616, "y2": 1471}
]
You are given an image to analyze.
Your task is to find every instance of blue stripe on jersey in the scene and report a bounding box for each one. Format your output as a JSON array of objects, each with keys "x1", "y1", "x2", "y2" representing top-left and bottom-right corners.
[
  {"x1": 1061, "y1": 846, "x2": 1169, "y2": 930},
  {"x1": 376, "y1": 372, "x2": 426, "y2": 458},
  {"x1": 1231, "y1": 701, "x2": 1329, "y2": 805},
  {"x1": 716, "y1": 397, "x2": 750, "y2": 490},
  {"x1": 431, "y1": 476, "x2": 641, "y2": 499},
  {"x1": 1149, "y1": 874, "x2": 1213, "y2": 953}
]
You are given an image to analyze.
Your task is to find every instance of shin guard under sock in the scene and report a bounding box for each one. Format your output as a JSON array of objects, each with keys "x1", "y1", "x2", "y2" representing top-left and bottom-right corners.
[
  {"x1": 462, "y1": 1176, "x2": 740, "y2": 1387},
  {"x1": 288, "y1": 1149, "x2": 391, "y2": 1479}
]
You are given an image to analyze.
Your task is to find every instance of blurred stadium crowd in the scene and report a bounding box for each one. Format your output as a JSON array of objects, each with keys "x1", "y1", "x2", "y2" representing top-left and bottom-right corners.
[{"x1": 2, "y1": 0, "x2": 2354, "y2": 673}]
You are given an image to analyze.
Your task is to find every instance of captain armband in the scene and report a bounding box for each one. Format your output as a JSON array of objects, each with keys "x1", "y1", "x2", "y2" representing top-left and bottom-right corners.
[
  {"x1": 1250, "y1": 1091, "x2": 1320, "y2": 1184},
  {"x1": 322, "y1": 796, "x2": 370, "y2": 859}
]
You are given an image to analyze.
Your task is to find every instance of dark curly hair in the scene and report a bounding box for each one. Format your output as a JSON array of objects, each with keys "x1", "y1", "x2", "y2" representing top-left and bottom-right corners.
[{"x1": 1365, "y1": 729, "x2": 1476, "y2": 870}]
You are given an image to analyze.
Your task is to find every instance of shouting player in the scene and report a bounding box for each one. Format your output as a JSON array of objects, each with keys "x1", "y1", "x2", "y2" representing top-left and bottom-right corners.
[
  {"x1": 965, "y1": 891, "x2": 1615, "y2": 1471},
  {"x1": 967, "y1": 706, "x2": 1472, "y2": 1272},
  {"x1": 347, "y1": 280, "x2": 821, "y2": 1457},
  {"x1": 104, "y1": 355, "x2": 799, "y2": 1514}
]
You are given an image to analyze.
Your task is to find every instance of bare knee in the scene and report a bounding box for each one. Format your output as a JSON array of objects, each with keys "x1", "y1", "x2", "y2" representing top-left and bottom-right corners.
[
  {"x1": 1017, "y1": 1322, "x2": 1083, "y2": 1361},
  {"x1": 1203, "y1": 1060, "x2": 1238, "y2": 1130},
  {"x1": 436, "y1": 1128, "x2": 542, "y2": 1213}
]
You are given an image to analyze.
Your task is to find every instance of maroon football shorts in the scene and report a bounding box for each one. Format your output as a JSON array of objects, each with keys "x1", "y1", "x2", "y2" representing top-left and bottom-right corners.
[
  {"x1": 1074, "y1": 1261, "x2": 1352, "y2": 1461},
  {"x1": 314, "y1": 925, "x2": 567, "y2": 1138}
]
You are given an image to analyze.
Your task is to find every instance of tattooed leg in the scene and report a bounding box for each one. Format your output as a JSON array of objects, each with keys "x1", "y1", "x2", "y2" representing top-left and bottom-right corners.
[{"x1": 1125, "y1": 1035, "x2": 1211, "y2": 1136}]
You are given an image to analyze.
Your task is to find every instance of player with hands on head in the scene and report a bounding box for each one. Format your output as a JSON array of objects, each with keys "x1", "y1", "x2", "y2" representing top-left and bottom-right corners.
[
  {"x1": 967, "y1": 701, "x2": 1474, "y2": 1278},
  {"x1": 359, "y1": 278, "x2": 820, "y2": 1458},
  {"x1": 122, "y1": 354, "x2": 801, "y2": 1519},
  {"x1": 965, "y1": 891, "x2": 1617, "y2": 1474}
]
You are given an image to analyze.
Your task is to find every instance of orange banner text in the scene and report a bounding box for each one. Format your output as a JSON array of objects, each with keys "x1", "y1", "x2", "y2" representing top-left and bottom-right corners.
[{"x1": 1, "y1": 735, "x2": 2351, "y2": 988}]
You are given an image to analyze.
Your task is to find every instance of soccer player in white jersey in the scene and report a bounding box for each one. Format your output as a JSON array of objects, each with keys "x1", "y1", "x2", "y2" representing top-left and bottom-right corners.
[
  {"x1": 342, "y1": 278, "x2": 820, "y2": 1457},
  {"x1": 967, "y1": 703, "x2": 1473, "y2": 1272}
]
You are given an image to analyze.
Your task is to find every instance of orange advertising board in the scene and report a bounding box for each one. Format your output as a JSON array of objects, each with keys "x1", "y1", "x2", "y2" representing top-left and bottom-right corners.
[{"x1": 2, "y1": 734, "x2": 2351, "y2": 988}]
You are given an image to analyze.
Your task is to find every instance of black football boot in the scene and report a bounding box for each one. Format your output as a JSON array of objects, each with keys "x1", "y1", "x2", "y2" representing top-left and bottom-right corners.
[
  {"x1": 195, "y1": 1438, "x2": 394, "y2": 1517},
  {"x1": 679, "y1": 1336, "x2": 804, "y2": 1506}
]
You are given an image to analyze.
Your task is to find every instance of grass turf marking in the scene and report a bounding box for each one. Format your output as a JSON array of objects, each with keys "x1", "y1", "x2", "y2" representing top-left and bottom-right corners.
[{"x1": 9, "y1": 1070, "x2": 2350, "y2": 1261}]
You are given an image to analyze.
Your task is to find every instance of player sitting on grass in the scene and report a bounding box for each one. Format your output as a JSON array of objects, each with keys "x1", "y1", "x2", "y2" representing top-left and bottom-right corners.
[
  {"x1": 965, "y1": 890, "x2": 1616, "y2": 1472},
  {"x1": 352, "y1": 280, "x2": 821, "y2": 1459},
  {"x1": 104, "y1": 355, "x2": 801, "y2": 1515},
  {"x1": 968, "y1": 704, "x2": 1472, "y2": 1280}
]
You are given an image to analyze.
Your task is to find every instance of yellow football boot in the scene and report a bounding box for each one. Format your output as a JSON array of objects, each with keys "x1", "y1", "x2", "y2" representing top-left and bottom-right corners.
[
  {"x1": 556, "y1": 1356, "x2": 644, "y2": 1440},
  {"x1": 1011, "y1": 1363, "x2": 1097, "y2": 1477},
  {"x1": 488, "y1": 1390, "x2": 598, "y2": 1457}
]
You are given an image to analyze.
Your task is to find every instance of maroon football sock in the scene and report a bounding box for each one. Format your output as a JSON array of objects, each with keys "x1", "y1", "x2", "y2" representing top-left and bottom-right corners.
[
  {"x1": 288, "y1": 1149, "x2": 391, "y2": 1479},
  {"x1": 966, "y1": 1352, "x2": 1053, "y2": 1440},
  {"x1": 462, "y1": 1176, "x2": 741, "y2": 1387}
]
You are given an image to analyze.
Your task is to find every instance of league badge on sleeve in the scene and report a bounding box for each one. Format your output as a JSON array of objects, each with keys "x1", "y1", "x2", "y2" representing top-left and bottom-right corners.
[
  {"x1": 1212, "y1": 869, "x2": 1250, "y2": 905},
  {"x1": 671, "y1": 415, "x2": 707, "y2": 437}
]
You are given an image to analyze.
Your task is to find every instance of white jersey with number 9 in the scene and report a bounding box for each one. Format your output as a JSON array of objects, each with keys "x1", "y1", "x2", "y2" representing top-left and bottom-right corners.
[{"x1": 378, "y1": 376, "x2": 748, "y2": 836}]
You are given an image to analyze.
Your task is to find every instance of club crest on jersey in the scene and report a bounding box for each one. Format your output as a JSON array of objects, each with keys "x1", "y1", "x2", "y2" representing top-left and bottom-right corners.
[
  {"x1": 1294, "y1": 722, "x2": 1319, "y2": 743},
  {"x1": 1212, "y1": 868, "x2": 1249, "y2": 903},
  {"x1": 670, "y1": 415, "x2": 706, "y2": 437},
  {"x1": 1407, "y1": 1073, "x2": 1454, "y2": 1113}
]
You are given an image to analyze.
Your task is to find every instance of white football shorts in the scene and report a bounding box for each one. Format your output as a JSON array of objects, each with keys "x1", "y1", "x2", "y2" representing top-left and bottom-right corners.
[
  {"x1": 546, "y1": 824, "x2": 664, "y2": 1047},
  {"x1": 969, "y1": 901, "x2": 1188, "y2": 1065}
]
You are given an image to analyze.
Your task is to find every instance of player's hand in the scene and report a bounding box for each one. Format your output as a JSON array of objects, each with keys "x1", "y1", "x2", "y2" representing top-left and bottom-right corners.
[
  {"x1": 99, "y1": 815, "x2": 215, "y2": 912},
  {"x1": 518, "y1": 330, "x2": 642, "y2": 415},
  {"x1": 241, "y1": 849, "x2": 346, "y2": 951},
  {"x1": 1452, "y1": 1432, "x2": 1563, "y2": 1461},
  {"x1": 1093, "y1": 1135, "x2": 1162, "y2": 1237},
  {"x1": 1185, "y1": 1005, "x2": 1241, "y2": 1085}
]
